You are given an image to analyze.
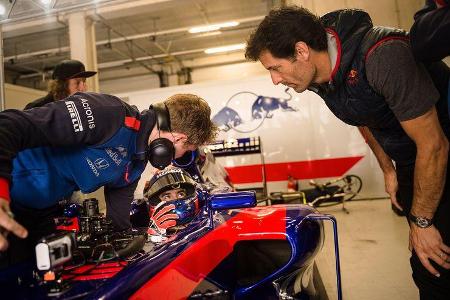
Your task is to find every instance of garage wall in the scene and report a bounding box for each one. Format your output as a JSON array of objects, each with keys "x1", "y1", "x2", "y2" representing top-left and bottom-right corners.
[
  {"x1": 191, "y1": 61, "x2": 267, "y2": 84},
  {"x1": 99, "y1": 55, "x2": 268, "y2": 95},
  {"x1": 4, "y1": 83, "x2": 46, "y2": 110}
]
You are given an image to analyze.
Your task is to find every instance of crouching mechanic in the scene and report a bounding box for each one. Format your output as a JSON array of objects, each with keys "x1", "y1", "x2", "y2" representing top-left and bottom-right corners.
[
  {"x1": 0, "y1": 92, "x2": 217, "y2": 266},
  {"x1": 144, "y1": 168, "x2": 201, "y2": 239}
]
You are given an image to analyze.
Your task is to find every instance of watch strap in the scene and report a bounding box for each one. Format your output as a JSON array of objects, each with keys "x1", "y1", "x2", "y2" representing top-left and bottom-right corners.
[{"x1": 408, "y1": 213, "x2": 433, "y2": 228}]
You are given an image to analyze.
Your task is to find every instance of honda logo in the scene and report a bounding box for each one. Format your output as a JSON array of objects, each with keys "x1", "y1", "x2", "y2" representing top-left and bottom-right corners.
[{"x1": 94, "y1": 158, "x2": 110, "y2": 170}]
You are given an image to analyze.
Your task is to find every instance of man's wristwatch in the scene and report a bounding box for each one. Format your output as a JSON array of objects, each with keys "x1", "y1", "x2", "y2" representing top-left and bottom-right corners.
[{"x1": 408, "y1": 213, "x2": 433, "y2": 228}]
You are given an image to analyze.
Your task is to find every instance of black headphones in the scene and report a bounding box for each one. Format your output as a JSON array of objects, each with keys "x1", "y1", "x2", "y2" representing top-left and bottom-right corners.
[{"x1": 147, "y1": 103, "x2": 175, "y2": 170}]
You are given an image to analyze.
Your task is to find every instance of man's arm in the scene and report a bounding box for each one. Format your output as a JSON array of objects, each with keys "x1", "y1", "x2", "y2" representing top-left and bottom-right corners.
[
  {"x1": 401, "y1": 107, "x2": 448, "y2": 219},
  {"x1": 365, "y1": 39, "x2": 450, "y2": 275},
  {"x1": 0, "y1": 92, "x2": 126, "y2": 249},
  {"x1": 0, "y1": 93, "x2": 125, "y2": 182},
  {"x1": 105, "y1": 180, "x2": 139, "y2": 231},
  {"x1": 358, "y1": 126, "x2": 401, "y2": 210},
  {"x1": 400, "y1": 107, "x2": 450, "y2": 276}
]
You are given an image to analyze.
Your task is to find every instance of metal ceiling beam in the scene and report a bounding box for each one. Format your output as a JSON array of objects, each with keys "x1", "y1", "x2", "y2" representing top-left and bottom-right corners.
[
  {"x1": 94, "y1": 15, "x2": 264, "y2": 46},
  {"x1": 94, "y1": 13, "x2": 159, "y2": 74},
  {"x1": 4, "y1": 15, "x2": 263, "y2": 62},
  {"x1": 98, "y1": 47, "x2": 208, "y2": 68},
  {"x1": 99, "y1": 58, "x2": 248, "y2": 82},
  {"x1": 1, "y1": 0, "x2": 173, "y2": 37},
  {"x1": 16, "y1": 45, "x2": 247, "y2": 79},
  {"x1": 5, "y1": 46, "x2": 70, "y2": 61},
  {"x1": 96, "y1": 51, "x2": 249, "y2": 80}
]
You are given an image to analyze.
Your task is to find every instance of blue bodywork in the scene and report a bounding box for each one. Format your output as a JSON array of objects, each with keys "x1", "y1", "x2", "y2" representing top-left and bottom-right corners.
[{"x1": 0, "y1": 189, "x2": 335, "y2": 299}]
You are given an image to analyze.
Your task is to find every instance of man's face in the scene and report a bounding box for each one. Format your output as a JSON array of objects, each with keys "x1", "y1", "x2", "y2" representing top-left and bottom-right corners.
[
  {"x1": 67, "y1": 77, "x2": 87, "y2": 95},
  {"x1": 259, "y1": 50, "x2": 315, "y2": 93},
  {"x1": 173, "y1": 136, "x2": 197, "y2": 159},
  {"x1": 159, "y1": 188, "x2": 187, "y2": 202},
  {"x1": 149, "y1": 131, "x2": 196, "y2": 160}
]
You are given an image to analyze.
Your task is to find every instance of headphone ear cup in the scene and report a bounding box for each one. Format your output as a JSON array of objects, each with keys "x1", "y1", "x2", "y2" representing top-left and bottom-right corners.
[{"x1": 148, "y1": 138, "x2": 175, "y2": 170}]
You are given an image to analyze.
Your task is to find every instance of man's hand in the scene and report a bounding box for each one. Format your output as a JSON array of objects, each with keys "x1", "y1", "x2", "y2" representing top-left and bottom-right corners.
[
  {"x1": 0, "y1": 198, "x2": 28, "y2": 251},
  {"x1": 409, "y1": 224, "x2": 450, "y2": 276},
  {"x1": 384, "y1": 171, "x2": 402, "y2": 211}
]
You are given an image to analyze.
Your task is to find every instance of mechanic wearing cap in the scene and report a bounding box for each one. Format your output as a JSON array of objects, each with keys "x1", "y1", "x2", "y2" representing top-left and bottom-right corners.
[
  {"x1": 0, "y1": 92, "x2": 217, "y2": 267},
  {"x1": 246, "y1": 6, "x2": 450, "y2": 298},
  {"x1": 24, "y1": 59, "x2": 97, "y2": 109}
]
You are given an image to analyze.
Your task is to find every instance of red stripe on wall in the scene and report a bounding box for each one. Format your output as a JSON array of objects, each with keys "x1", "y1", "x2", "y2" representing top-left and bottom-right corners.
[
  {"x1": 130, "y1": 207, "x2": 287, "y2": 299},
  {"x1": 225, "y1": 156, "x2": 364, "y2": 184}
]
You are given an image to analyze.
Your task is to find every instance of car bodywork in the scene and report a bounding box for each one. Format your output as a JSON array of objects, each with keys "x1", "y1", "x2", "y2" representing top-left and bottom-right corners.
[{"x1": 0, "y1": 188, "x2": 342, "y2": 300}]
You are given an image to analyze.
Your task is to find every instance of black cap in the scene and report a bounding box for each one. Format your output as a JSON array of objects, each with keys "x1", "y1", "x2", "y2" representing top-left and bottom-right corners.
[{"x1": 52, "y1": 59, "x2": 97, "y2": 80}]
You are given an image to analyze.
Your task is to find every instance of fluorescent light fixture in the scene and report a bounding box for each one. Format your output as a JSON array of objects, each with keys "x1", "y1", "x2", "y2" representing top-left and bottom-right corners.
[
  {"x1": 191, "y1": 31, "x2": 222, "y2": 39},
  {"x1": 205, "y1": 43, "x2": 246, "y2": 54},
  {"x1": 0, "y1": 4, "x2": 5, "y2": 15},
  {"x1": 189, "y1": 21, "x2": 239, "y2": 34}
]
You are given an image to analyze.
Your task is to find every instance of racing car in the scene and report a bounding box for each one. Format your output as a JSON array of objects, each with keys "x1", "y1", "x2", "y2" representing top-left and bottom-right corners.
[{"x1": 0, "y1": 153, "x2": 342, "y2": 300}]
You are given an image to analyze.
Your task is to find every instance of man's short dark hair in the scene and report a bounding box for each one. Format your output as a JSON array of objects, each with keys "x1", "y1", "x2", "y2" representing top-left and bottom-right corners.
[{"x1": 246, "y1": 6, "x2": 327, "y2": 60}]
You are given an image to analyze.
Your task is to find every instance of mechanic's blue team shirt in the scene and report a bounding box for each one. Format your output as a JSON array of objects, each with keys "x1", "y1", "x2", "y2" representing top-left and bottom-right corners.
[
  {"x1": 11, "y1": 127, "x2": 145, "y2": 209},
  {"x1": 0, "y1": 92, "x2": 152, "y2": 210}
]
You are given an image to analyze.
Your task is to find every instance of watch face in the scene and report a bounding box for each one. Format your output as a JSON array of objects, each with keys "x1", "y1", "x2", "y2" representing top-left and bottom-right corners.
[{"x1": 417, "y1": 217, "x2": 431, "y2": 228}]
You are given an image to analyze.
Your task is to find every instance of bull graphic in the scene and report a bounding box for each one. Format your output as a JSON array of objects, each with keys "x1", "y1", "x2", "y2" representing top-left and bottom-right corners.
[
  {"x1": 213, "y1": 88, "x2": 297, "y2": 132},
  {"x1": 251, "y1": 88, "x2": 296, "y2": 119},
  {"x1": 212, "y1": 107, "x2": 242, "y2": 132}
]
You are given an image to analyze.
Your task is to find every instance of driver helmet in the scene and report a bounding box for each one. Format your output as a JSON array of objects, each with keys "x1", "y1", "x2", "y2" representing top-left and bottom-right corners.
[{"x1": 145, "y1": 167, "x2": 200, "y2": 227}]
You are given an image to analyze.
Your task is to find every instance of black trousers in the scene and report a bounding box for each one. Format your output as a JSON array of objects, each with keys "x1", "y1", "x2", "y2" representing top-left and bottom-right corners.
[
  {"x1": 0, "y1": 203, "x2": 59, "y2": 269},
  {"x1": 397, "y1": 163, "x2": 450, "y2": 300}
]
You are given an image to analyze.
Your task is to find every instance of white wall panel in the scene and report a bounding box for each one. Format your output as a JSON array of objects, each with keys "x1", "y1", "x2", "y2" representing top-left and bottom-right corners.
[
  {"x1": 100, "y1": 73, "x2": 161, "y2": 94},
  {"x1": 4, "y1": 83, "x2": 46, "y2": 110},
  {"x1": 192, "y1": 61, "x2": 267, "y2": 84}
]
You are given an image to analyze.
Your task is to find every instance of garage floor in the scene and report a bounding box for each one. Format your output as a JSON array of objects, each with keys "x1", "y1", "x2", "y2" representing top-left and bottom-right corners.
[{"x1": 315, "y1": 199, "x2": 419, "y2": 300}]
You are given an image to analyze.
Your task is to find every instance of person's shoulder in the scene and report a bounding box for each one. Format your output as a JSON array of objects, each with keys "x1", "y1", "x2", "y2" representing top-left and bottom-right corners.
[
  {"x1": 369, "y1": 38, "x2": 411, "y2": 59},
  {"x1": 365, "y1": 39, "x2": 413, "y2": 70},
  {"x1": 24, "y1": 93, "x2": 54, "y2": 109},
  {"x1": 71, "y1": 92, "x2": 128, "y2": 107}
]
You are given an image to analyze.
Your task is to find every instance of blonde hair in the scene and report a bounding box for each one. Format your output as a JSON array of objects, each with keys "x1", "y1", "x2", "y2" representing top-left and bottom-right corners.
[
  {"x1": 164, "y1": 94, "x2": 218, "y2": 146},
  {"x1": 48, "y1": 79, "x2": 70, "y2": 100}
]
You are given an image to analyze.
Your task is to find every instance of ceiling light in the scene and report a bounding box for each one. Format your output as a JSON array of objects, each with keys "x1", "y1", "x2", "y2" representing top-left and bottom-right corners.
[
  {"x1": 40, "y1": 0, "x2": 52, "y2": 5},
  {"x1": 189, "y1": 21, "x2": 239, "y2": 34},
  {"x1": 204, "y1": 43, "x2": 246, "y2": 54},
  {"x1": 193, "y1": 31, "x2": 222, "y2": 38},
  {"x1": 0, "y1": 4, "x2": 5, "y2": 15}
]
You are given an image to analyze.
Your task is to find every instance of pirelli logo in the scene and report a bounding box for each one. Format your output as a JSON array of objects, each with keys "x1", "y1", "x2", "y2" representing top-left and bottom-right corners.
[{"x1": 65, "y1": 101, "x2": 83, "y2": 132}]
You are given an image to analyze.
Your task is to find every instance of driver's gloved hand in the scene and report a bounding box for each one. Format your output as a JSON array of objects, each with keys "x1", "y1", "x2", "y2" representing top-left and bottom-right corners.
[{"x1": 148, "y1": 201, "x2": 179, "y2": 235}]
